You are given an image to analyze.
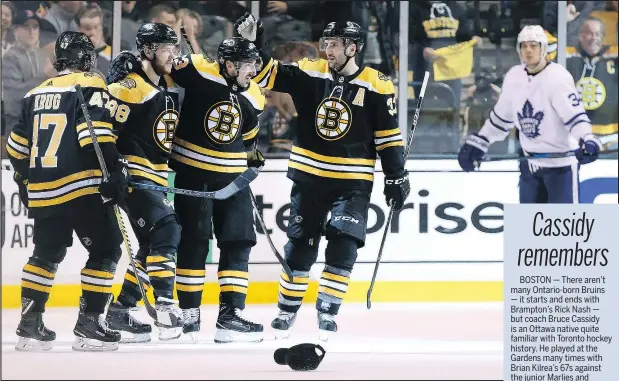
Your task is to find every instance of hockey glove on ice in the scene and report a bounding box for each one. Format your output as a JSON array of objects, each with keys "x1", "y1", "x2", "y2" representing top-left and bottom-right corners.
[
  {"x1": 247, "y1": 148, "x2": 265, "y2": 168},
  {"x1": 384, "y1": 170, "x2": 410, "y2": 211},
  {"x1": 575, "y1": 135, "x2": 602, "y2": 165},
  {"x1": 234, "y1": 12, "x2": 263, "y2": 44},
  {"x1": 99, "y1": 158, "x2": 130, "y2": 204},
  {"x1": 13, "y1": 172, "x2": 28, "y2": 208},
  {"x1": 106, "y1": 51, "x2": 140, "y2": 84},
  {"x1": 458, "y1": 133, "x2": 489, "y2": 172}
]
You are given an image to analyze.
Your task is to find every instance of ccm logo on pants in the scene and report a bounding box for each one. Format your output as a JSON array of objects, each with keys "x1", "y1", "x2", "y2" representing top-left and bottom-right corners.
[{"x1": 333, "y1": 216, "x2": 360, "y2": 224}]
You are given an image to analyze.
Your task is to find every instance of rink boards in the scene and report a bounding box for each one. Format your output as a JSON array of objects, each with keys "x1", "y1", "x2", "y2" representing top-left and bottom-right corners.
[{"x1": 2, "y1": 159, "x2": 617, "y2": 307}]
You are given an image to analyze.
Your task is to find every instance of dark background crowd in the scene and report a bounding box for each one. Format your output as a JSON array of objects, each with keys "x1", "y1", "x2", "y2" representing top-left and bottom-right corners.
[{"x1": 1, "y1": 1, "x2": 617, "y2": 158}]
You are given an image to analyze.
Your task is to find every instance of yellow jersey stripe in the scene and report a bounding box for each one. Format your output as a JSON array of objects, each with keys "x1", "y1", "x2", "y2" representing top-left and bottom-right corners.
[
  {"x1": 28, "y1": 187, "x2": 100, "y2": 208},
  {"x1": 169, "y1": 153, "x2": 248, "y2": 173},
  {"x1": 76, "y1": 121, "x2": 113, "y2": 132},
  {"x1": 173, "y1": 137, "x2": 248, "y2": 159},
  {"x1": 124, "y1": 155, "x2": 169, "y2": 171},
  {"x1": 375, "y1": 128, "x2": 401, "y2": 138},
  {"x1": 28, "y1": 170, "x2": 102, "y2": 191},
  {"x1": 291, "y1": 146, "x2": 375, "y2": 166},
  {"x1": 10, "y1": 131, "x2": 29, "y2": 146},
  {"x1": 242, "y1": 126, "x2": 259, "y2": 141},
  {"x1": 289, "y1": 161, "x2": 374, "y2": 181},
  {"x1": 376, "y1": 141, "x2": 405, "y2": 151},
  {"x1": 6, "y1": 146, "x2": 27, "y2": 160}
]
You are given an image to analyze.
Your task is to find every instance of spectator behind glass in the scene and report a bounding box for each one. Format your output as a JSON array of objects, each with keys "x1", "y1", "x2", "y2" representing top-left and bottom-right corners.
[
  {"x1": 2, "y1": 11, "x2": 56, "y2": 133},
  {"x1": 409, "y1": 1, "x2": 480, "y2": 106},
  {"x1": 259, "y1": 1, "x2": 313, "y2": 54},
  {"x1": 543, "y1": 1, "x2": 607, "y2": 47},
  {"x1": 566, "y1": 17, "x2": 618, "y2": 149},
  {"x1": 120, "y1": 0, "x2": 143, "y2": 51},
  {"x1": 75, "y1": 3, "x2": 111, "y2": 75},
  {"x1": 2, "y1": 1, "x2": 16, "y2": 56},
  {"x1": 178, "y1": 8, "x2": 203, "y2": 54},
  {"x1": 43, "y1": 0, "x2": 83, "y2": 36}
]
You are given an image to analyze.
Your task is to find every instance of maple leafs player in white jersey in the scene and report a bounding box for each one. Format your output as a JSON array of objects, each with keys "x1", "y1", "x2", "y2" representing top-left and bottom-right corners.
[{"x1": 458, "y1": 25, "x2": 603, "y2": 203}]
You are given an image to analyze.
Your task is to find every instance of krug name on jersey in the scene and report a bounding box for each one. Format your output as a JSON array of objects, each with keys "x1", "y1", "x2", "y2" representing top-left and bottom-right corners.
[
  {"x1": 205, "y1": 101, "x2": 242, "y2": 144},
  {"x1": 315, "y1": 97, "x2": 352, "y2": 140}
]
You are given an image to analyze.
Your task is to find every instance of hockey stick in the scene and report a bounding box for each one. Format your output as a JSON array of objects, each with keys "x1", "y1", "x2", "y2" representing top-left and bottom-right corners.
[
  {"x1": 75, "y1": 85, "x2": 167, "y2": 325},
  {"x1": 129, "y1": 167, "x2": 259, "y2": 199},
  {"x1": 178, "y1": 27, "x2": 292, "y2": 279},
  {"x1": 249, "y1": 190, "x2": 293, "y2": 280},
  {"x1": 482, "y1": 148, "x2": 618, "y2": 162},
  {"x1": 367, "y1": 71, "x2": 431, "y2": 310}
]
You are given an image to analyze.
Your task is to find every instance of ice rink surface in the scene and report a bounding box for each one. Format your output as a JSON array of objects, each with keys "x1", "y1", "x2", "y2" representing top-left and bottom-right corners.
[{"x1": 2, "y1": 303, "x2": 503, "y2": 380}]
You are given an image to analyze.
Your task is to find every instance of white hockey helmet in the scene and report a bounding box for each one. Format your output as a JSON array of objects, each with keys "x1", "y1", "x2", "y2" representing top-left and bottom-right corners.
[{"x1": 517, "y1": 25, "x2": 548, "y2": 60}]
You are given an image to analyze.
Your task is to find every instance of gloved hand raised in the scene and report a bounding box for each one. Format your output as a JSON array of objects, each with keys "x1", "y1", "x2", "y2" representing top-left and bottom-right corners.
[{"x1": 234, "y1": 12, "x2": 263, "y2": 43}]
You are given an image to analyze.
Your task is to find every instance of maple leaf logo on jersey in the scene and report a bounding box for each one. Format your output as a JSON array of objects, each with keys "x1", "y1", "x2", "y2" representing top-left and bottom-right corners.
[{"x1": 517, "y1": 100, "x2": 544, "y2": 139}]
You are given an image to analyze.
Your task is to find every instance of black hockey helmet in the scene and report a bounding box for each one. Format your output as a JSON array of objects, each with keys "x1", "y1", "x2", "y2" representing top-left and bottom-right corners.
[
  {"x1": 320, "y1": 21, "x2": 365, "y2": 53},
  {"x1": 136, "y1": 22, "x2": 179, "y2": 56},
  {"x1": 217, "y1": 37, "x2": 261, "y2": 67},
  {"x1": 53, "y1": 31, "x2": 96, "y2": 72}
]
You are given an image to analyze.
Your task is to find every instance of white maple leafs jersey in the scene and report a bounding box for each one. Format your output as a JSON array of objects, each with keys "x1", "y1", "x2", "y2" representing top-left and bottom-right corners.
[{"x1": 479, "y1": 62, "x2": 594, "y2": 167}]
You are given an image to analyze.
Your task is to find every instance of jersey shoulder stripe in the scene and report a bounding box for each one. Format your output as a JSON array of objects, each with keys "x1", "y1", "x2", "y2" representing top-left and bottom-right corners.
[
  {"x1": 25, "y1": 72, "x2": 106, "y2": 98},
  {"x1": 241, "y1": 81, "x2": 266, "y2": 111},
  {"x1": 191, "y1": 54, "x2": 227, "y2": 85},
  {"x1": 108, "y1": 72, "x2": 159, "y2": 104},
  {"x1": 297, "y1": 58, "x2": 332, "y2": 79},
  {"x1": 350, "y1": 67, "x2": 395, "y2": 95}
]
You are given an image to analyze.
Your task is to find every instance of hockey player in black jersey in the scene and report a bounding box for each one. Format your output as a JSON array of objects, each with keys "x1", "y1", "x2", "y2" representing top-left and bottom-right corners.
[
  {"x1": 6, "y1": 31, "x2": 129, "y2": 352},
  {"x1": 103, "y1": 23, "x2": 184, "y2": 343},
  {"x1": 236, "y1": 15, "x2": 411, "y2": 340},
  {"x1": 167, "y1": 37, "x2": 266, "y2": 343}
]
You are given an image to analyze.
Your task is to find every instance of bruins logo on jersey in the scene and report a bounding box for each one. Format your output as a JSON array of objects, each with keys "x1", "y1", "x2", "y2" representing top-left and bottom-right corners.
[
  {"x1": 154, "y1": 109, "x2": 180, "y2": 151},
  {"x1": 204, "y1": 101, "x2": 242, "y2": 144},
  {"x1": 315, "y1": 97, "x2": 352, "y2": 141},
  {"x1": 119, "y1": 78, "x2": 137, "y2": 89},
  {"x1": 575, "y1": 77, "x2": 606, "y2": 111}
]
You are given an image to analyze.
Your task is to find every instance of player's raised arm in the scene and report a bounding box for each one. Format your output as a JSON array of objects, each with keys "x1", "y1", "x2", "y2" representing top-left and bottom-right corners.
[
  {"x1": 550, "y1": 67, "x2": 602, "y2": 163},
  {"x1": 235, "y1": 13, "x2": 314, "y2": 96}
]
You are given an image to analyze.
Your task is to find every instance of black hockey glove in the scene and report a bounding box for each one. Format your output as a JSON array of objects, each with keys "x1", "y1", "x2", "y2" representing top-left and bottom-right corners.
[
  {"x1": 458, "y1": 133, "x2": 489, "y2": 172},
  {"x1": 247, "y1": 148, "x2": 265, "y2": 168},
  {"x1": 13, "y1": 172, "x2": 29, "y2": 208},
  {"x1": 106, "y1": 51, "x2": 140, "y2": 84},
  {"x1": 384, "y1": 170, "x2": 410, "y2": 211},
  {"x1": 98, "y1": 158, "x2": 130, "y2": 204},
  {"x1": 234, "y1": 12, "x2": 264, "y2": 47}
]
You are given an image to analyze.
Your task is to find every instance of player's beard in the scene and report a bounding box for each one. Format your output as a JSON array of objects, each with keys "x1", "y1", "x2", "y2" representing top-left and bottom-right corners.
[
  {"x1": 152, "y1": 56, "x2": 172, "y2": 76},
  {"x1": 327, "y1": 54, "x2": 347, "y2": 71}
]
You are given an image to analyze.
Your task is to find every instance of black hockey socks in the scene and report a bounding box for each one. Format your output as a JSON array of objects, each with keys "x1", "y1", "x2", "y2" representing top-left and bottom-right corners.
[
  {"x1": 80, "y1": 260, "x2": 116, "y2": 313},
  {"x1": 316, "y1": 265, "x2": 351, "y2": 315},
  {"x1": 21, "y1": 256, "x2": 58, "y2": 312},
  {"x1": 147, "y1": 251, "x2": 177, "y2": 300},
  {"x1": 176, "y1": 268, "x2": 206, "y2": 309},
  {"x1": 277, "y1": 269, "x2": 310, "y2": 313}
]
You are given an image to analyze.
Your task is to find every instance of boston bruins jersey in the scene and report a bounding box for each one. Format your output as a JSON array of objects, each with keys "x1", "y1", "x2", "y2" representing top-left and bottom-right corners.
[
  {"x1": 167, "y1": 54, "x2": 264, "y2": 180},
  {"x1": 253, "y1": 54, "x2": 405, "y2": 191},
  {"x1": 108, "y1": 70, "x2": 180, "y2": 186},
  {"x1": 6, "y1": 72, "x2": 116, "y2": 218},
  {"x1": 566, "y1": 45, "x2": 618, "y2": 144}
]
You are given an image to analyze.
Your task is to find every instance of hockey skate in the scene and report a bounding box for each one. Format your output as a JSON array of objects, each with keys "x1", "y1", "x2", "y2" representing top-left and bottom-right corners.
[
  {"x1": 214, "y1": 304, "x2": 263, "y2": 343},
  {"x1": 154, "y1": 297, "x2": 183, "y2": 341},
  {"x1": 15, "y1": 299, "x2": 56, "y2": 352},
  {"x1": 182, "y1": 308, "x2": 200, "y2": 343},
  {"x1": 72, "y1": 298, "x2": 121, "y2": 352},
  {"x1": 271, "y1": 309, "x2": 297, "y2": 340},
  {"x1": 106, "y1": 301, "x2": 152, "y2": 343},
  {"x1": 317, "y1": 311, "x2": 337, "y2": 342}
]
